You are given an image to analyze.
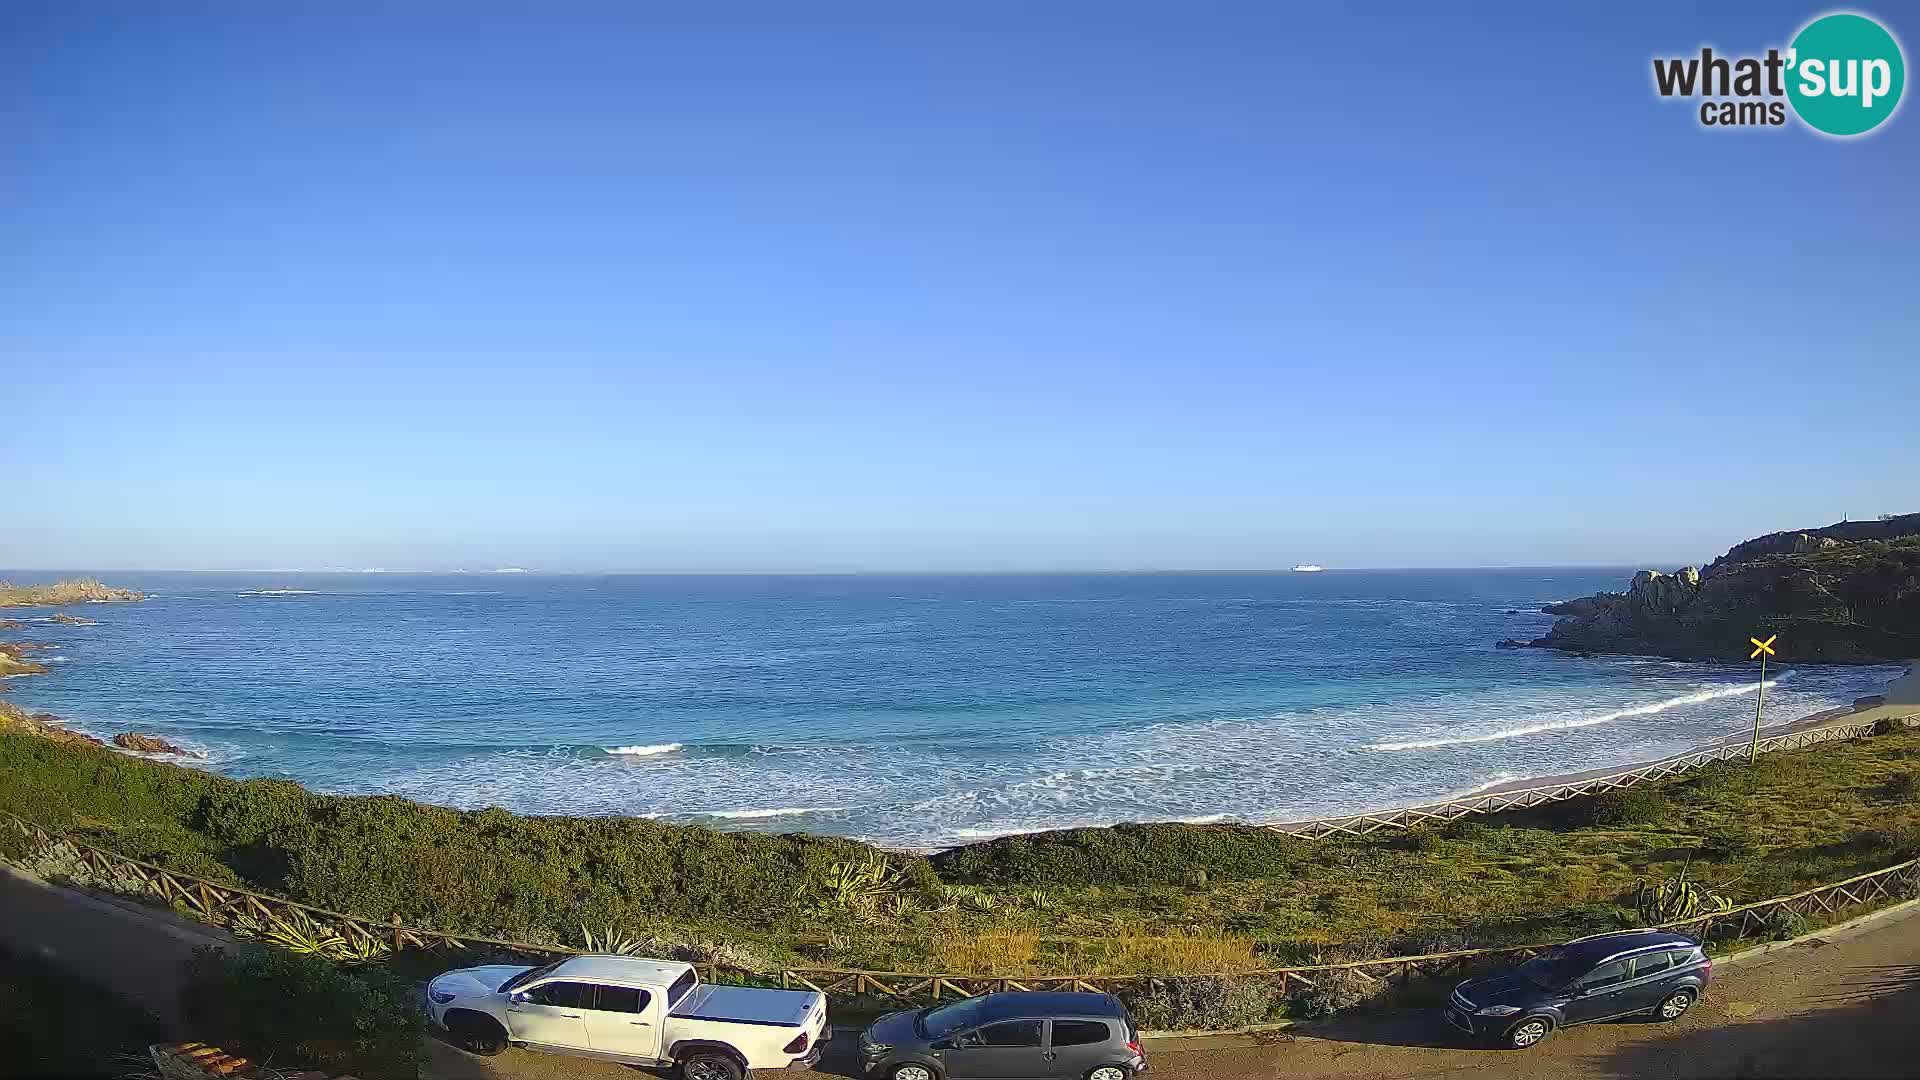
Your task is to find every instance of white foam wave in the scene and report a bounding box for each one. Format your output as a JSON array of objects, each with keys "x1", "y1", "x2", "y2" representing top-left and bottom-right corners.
[
  {"x1": 604, "y1": 743, "x2": 684, "y2": 757},
  {"x1": 1369, "y1": 674, "x2": 1795, "y2": 752},
  {"x1": 1445, "y1": 772, "x2": 1523, "y2": 799},
  {"x1": 689, "y1": 806, "x2": 843, "y2": 820}
]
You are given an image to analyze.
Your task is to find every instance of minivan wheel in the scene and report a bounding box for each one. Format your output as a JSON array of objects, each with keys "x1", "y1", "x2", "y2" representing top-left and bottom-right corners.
[
  {"x1": 891, "y1": 1065, "x2": 936, "y2": 1080},
  {"x1": 1504, "y1": 1017, "x2": 1552, "y2": 1049},
  {"x1": 1656, "y1": 989, "x2": 1696, "y2": 1020},
  {"x1": 1089, "y1": 1067, "x2": 1130, "y2": 1080}
]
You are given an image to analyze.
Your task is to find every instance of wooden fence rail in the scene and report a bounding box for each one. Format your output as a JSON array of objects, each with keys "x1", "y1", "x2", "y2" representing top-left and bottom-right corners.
[
  {"x1": 1269, "y1": 720, "x2": 1884, "y2": 838},
  {"x1": 6, "y1": 806, "x2": 1917, "y2": 1008}
]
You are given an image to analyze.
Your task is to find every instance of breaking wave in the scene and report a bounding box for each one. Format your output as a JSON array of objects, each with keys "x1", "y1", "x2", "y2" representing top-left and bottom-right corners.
[
  {"x1": 603, "y1": 743, "x2": 684, "y2": 757},
  {"x1": 1368, "y1": 674, "x2": 1795, "y2": 751}
]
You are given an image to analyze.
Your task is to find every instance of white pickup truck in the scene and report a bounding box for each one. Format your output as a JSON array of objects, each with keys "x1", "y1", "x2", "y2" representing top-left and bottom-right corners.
[{"x1": 427, "y1": 954, "x2": 827, "y2": 1079}]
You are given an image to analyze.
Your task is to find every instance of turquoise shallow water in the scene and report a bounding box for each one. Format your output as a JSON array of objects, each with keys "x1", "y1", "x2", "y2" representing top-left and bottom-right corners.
[{"x1": 2, "y1": 570, "x2": 1899, "y2": 848}]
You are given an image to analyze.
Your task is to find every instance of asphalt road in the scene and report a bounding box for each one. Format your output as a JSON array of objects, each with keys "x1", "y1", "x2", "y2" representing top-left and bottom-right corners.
[{"x1": 427, "y1": 905, "x2": 1920, "y2": 1080}]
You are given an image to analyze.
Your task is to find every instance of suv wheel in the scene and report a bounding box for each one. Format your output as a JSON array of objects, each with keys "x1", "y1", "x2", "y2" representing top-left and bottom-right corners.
[
  {"x1": 680, "y1": 1052, "x2": 745, "y2": 1080},
  {"x1": 891, "y1": 1065, "x2": 936, "y2": 1080},
  {"x1": 1503, "y1": 1016, "x2": 1552, "y2": 1049},
  {"x1": 1656, "y1": 989, "x2": 1696, "y2": 1020}
]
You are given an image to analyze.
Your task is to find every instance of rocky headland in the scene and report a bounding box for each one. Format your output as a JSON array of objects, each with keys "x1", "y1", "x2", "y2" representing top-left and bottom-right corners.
[
  {"x1": 1504, "y1": 513, "x2": 1920, "y2": 663},
  {"x1": 0, "y1": 578, "x2": 146, "y2": 607}
]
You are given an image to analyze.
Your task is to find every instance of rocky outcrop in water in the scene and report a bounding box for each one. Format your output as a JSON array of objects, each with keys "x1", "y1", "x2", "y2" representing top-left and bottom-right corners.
[
  {"x1": 1507, "y1": 514, "x2": 1920, "y2": 663},
  {"x1": 113, "y1": 732, "x2": 202, "y2": 757},
  {"x1": 0, "y1": 579, "x2": 145, "y2": 607}
]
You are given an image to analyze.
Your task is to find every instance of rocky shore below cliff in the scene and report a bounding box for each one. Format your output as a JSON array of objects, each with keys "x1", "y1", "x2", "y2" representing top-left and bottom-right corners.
[{"x1": 1503, "y1": 513, "x2": 1920, "y2": 663}]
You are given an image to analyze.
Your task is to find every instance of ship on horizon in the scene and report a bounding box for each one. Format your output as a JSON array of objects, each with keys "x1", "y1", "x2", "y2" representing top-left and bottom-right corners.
[{"x1": 1292, "y1": 564, "x2": 1326, "y2": 573}]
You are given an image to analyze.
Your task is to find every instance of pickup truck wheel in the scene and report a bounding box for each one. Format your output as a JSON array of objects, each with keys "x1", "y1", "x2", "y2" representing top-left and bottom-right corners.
[
  {"x1": 445, "y1": 1011, "x2": 507, "y2": 1056},
  {"x1": 680, "y1": 1052, "x2": 746, "y2": 1080}
]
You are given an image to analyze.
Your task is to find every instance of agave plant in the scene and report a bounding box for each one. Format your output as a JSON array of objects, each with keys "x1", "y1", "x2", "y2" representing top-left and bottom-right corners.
[
  {"x1": 1634, "y1": 865, "x2": 1735, "y2": 925},
  {"x1": 798, "y1": 853, "x2": 906, "y2": 918},
  {"x1": 937, "y1": 884, "x2": 1001, "y2": 914},
  {"x1": 228, "y1": 909, "x2": 391, "y2": 965},
  {"x1": 581, "y1": 923, "x2": 650, "y2": 955}
]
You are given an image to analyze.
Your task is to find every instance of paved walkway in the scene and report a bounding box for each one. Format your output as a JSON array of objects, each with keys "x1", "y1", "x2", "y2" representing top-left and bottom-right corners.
[
  {"x1": 0, "y1": 863, "x2": 235, "y2": 1035},
  {"x1": 428, "y1": 905, "x2": 1920, "y2": 1080}
]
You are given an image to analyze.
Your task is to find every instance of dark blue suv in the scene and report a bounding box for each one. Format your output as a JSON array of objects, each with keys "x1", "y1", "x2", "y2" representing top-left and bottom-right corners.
[{"x1": 1445, "y1": 929, "x2": 1711, "y2": 1049}]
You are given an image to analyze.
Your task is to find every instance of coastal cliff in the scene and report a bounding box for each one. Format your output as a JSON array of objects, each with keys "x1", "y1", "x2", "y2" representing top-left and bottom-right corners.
[{"x1": 1513, "y1": 513, "x2": 1920, "y2": 663}]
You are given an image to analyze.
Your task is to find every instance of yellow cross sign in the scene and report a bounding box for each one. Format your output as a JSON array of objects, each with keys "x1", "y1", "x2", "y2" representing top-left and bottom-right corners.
[{"x1": 1749, "y1": 635, "x2": 1778, "y2": 659}]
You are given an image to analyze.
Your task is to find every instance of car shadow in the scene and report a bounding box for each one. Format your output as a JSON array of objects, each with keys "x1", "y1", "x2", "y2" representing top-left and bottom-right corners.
[
  {"x1": 1297, "y1": 1002, "x2": 1705, "y2": 1052},
  {"x1": 1579, "y1": 967, "x2": 1920, "y2": 1079},
  {"x1": 1285, "y1": 1008, "x2": 1492, "y2": 1051}
]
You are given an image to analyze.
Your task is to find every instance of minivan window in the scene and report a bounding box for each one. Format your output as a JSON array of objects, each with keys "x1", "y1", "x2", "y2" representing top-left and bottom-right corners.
[
  {"x1": 1053, "y1": 1020, "x2": 1112, "y2": 1046},
  {"x1": 593, "y1": 985, "x2": 650, "y2": 1014},
  {"x1": 974, "y1": 1020, "x2": 1043, "y2": 1047}
]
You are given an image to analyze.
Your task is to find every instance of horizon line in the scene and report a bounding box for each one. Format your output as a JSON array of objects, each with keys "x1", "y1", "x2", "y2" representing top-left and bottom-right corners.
[{"x1": 2, "y1": 563, "x2": 1674, "y2": 576}]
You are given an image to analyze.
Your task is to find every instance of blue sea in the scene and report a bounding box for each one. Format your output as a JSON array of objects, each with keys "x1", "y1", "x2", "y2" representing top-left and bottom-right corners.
[{"x1": 2, "y1": 570, "x2": 1900, "y2": 849}]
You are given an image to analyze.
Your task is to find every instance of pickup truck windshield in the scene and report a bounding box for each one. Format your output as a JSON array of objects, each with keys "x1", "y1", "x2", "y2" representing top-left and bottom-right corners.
[
  {"x1": 919, "y1": 997, "x2": 988, "y2": 1039},
  {"x1": 499, "y1": 960, "x2": 566, "y2": 994},
  {"x1": 666, "y1": 968, "x2": 698, "y2": 1009}
]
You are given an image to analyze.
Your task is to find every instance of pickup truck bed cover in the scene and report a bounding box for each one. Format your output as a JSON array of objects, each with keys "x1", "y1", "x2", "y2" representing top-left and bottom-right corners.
[{"x1": 670, "y1": 984, "x2": 818, "y2": 1028}]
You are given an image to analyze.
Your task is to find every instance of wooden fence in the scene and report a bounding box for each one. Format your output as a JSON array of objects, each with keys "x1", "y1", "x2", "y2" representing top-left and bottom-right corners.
[
  {"x1": 7, "y1": 807, "x2": 1918, "y2": 1008},
  {"x1": 1270, "y1": 719, "x2": 1885, "y2": 838}
]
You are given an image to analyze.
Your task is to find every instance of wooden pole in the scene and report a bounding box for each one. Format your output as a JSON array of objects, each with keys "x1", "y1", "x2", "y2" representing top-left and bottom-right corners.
[{"x1": 1748, "y1": 650, "x2": 1769, "y2": 764}]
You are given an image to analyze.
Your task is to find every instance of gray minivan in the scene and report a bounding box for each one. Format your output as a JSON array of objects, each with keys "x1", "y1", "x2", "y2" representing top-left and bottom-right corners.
[{"x1": 857, "y1": 991, "x2": 1147, "y2": 1080}]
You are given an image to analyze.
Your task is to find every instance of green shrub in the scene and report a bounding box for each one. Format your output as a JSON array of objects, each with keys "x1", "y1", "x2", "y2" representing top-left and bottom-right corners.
[
  {"x1": 1882, "y1": 772, "x2": 1920, "y2": 801},
  {"x1": 1570, "y1": 788, "x2": 1672, "y2": 827},
  {"x1": 1290, "y1": 966, "x2": 1385, "y2": 1019},
  {"x1": 0, "y1": 734, "x2": 882, "y2": 943},
  {"x1": 1766, "y1": 908, "x2": 1809, "y2": 941},
  {"x1": 1392, "y1": 828, "x2": 1443, "y2": 853},
  {"x1": 180, "y1": 945, "x2": 421, "y2": 1080},
  {"x1": 932, "y1": 822, "x2": 1317, "y2": 887},
  {"x1": 1126, "y1": 975, "x2": 1283, "y2": 1031}
]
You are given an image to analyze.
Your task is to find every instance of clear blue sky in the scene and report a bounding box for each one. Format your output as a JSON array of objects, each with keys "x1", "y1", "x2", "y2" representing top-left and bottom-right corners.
[{"x1": 4, "y1": 2, "x2": 1915, "y2": 572}]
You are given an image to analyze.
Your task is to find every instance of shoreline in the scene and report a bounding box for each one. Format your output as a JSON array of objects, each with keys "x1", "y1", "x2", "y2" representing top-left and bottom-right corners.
[{"x1": 1472, "y1": 683, "x2": 1911, "y2": 798}]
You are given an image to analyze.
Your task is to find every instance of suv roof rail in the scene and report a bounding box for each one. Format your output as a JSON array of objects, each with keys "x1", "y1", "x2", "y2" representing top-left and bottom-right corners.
[{"x1": 1563, "y1": 927, "x2": 1691, "y2": 945}]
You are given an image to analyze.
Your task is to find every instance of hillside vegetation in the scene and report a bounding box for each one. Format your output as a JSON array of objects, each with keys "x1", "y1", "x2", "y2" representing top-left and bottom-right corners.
[{"x1": 3, "y1": 723, "x2": 1918, "y2": 975}]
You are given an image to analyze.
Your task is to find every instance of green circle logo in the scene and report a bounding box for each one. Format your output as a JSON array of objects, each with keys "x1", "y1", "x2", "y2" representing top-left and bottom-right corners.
[{"x1": 1787, "y1": 13, "x2": 1906, "y2": 136}]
